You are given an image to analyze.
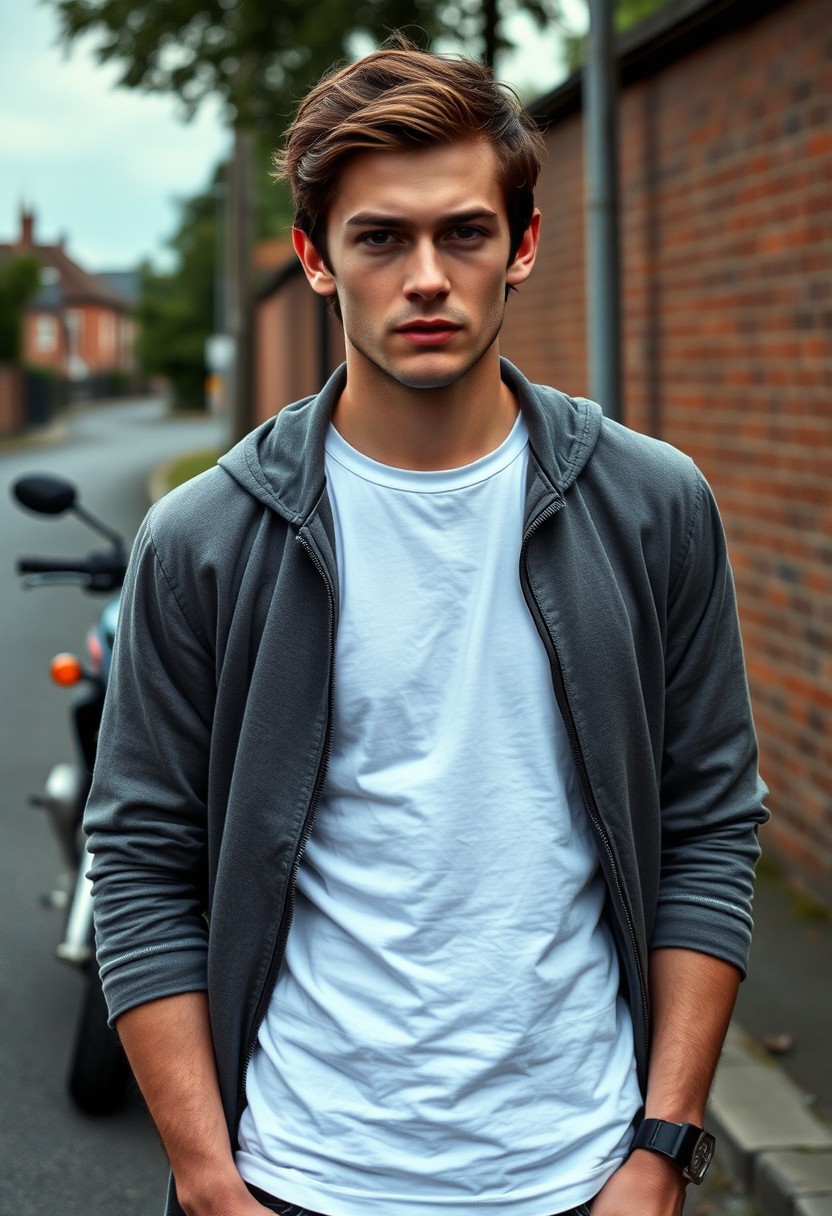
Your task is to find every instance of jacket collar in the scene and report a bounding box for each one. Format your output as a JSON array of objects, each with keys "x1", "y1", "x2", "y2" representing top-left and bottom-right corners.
[{"x1": 219, "y1": 358, "x2": 603, "y2": 526}]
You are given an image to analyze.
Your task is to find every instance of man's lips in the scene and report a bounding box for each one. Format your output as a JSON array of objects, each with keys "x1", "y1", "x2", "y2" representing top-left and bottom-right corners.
[{"x1": 394, "y1": 320, "x2": 462, "y2": 346}]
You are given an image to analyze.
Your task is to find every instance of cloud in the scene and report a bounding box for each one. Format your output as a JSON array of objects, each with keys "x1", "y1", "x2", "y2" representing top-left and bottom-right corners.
[{"x1": 0, "y1": 0, "x2": 227, "y2": 266}]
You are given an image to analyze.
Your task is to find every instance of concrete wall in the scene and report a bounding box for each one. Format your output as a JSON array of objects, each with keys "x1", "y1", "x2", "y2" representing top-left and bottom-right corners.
[{"x1": 503, "y1": 0, "x2": 832, "y2": 901}]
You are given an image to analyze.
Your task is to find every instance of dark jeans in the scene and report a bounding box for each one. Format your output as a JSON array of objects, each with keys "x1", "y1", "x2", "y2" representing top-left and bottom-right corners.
[{"x1": 246, "y1": 1182, "x2": 592, "y2": 1216}]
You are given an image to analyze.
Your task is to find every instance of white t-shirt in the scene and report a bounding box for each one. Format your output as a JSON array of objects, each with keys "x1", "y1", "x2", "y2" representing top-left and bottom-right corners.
[{"x1": 236, "y1": 414, "x2": 640, "y2": 1215}]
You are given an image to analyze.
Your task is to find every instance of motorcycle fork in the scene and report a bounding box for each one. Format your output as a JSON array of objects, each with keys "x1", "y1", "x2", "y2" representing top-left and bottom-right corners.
[{"x1": 57, "y1": 840, "x2": 95, "y2": 965}]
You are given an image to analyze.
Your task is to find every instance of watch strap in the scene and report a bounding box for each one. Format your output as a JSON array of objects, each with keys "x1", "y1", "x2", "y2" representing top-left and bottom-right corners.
[{"x1": 631, "y1": 1118, "x2": 715, "y2": 1184}]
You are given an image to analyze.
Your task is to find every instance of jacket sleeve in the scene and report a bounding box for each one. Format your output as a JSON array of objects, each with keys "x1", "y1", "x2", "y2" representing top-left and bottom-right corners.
[
  {"x1": 84, "y1": 507, "x2": 216, "y2": 1023},
  {"x1": 651, "y1": 470, "x2": 769, "y2": 975}
]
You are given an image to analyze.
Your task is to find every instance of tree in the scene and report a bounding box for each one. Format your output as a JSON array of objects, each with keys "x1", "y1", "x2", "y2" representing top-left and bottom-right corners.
[
  {"x1": 135, "y1": 144, "x2": 292, "y2": 413},
  {"x1": 0, "y1": 255, "x2": 40, "y2": 365},
  {"x1": 136, "y1": 184, "x2": 218, "y2": 411},
  {"x1": 47, "y1": 0, "x2": 448, "y2": 439},
  {"x1": 561, "y1": 0, "x2": 674, "y2": 70},
  {"x1": 46, "y1": 0, "x2": 669, "y2": 427},
  {"x1": 46, "y1": 1, "x2": 445, "y2": 133}
]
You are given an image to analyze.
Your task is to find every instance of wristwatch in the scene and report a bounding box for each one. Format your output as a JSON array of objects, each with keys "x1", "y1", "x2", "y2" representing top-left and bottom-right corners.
[{"x1": 630, "y1": 1118, "x2": 716, "y2": 1184}]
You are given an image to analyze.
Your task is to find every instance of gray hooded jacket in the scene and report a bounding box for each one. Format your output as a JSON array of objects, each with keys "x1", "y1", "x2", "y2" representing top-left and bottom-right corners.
[{"x1": 85, "y1": 359, "x2": 768, "y2": 1209}]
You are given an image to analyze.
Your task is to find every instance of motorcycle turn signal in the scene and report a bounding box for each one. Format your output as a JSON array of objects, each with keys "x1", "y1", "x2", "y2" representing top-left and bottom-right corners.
[{"x1": 50, "y1": 653, "x2": 85, "y2": 686}]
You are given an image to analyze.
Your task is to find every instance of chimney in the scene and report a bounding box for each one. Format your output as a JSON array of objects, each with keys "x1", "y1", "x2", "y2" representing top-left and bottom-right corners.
[{"x1": 19, "y1": 206, "x2": 35, "y2": 249}]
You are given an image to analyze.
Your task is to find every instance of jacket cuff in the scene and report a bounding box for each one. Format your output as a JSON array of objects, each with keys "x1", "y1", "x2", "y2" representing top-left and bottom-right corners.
[
  {"x1": 650, "y1": 896, "x2": 753, "y2": 979},
  {"x1": 98, "y1": 942, "x2": 209, "y2": 1026}
]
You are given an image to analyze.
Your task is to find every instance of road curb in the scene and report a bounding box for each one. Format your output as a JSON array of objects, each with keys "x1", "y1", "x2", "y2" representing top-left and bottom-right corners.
[
  {"x1": 0, "y1": 418, "x2": 69, "y2": 453},
  {"x1": 709, "y1": 1024, "x2": 832, "y2": 1214}
]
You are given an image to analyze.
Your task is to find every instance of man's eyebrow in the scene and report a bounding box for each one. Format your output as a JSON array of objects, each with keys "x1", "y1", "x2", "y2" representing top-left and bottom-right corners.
[{"x1": 344, "y1": 209, "x2": 500, "y2": 229}]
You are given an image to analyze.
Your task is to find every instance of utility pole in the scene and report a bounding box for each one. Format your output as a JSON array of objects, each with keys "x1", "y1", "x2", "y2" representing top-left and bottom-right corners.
[
  {"x1": 583, "y1": 0, "x2": 622, "y2": 422},
  {"x1": 483, "y1": 0, "x2": 499, "y2": 69},
  {"x1": 226, "y1": 125, "x2": 255, "y2": 445}
]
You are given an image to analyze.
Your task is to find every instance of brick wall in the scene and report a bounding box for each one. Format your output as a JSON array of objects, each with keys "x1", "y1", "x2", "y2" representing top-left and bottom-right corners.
[
  {"x1": 255, "y1": 270, "x2": 345, "y2": 424},
  {"x1": 502, "y1": 0, "x2": 832, "y2": 901},
  {"x1": 0, "y1": 366, "x2": 24, "y2": 436}
]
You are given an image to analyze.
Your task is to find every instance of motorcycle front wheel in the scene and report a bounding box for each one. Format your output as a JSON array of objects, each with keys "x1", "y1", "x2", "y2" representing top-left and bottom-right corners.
[{"x1": 68, "y1": 965, "x2": 132, "y2": 1115}]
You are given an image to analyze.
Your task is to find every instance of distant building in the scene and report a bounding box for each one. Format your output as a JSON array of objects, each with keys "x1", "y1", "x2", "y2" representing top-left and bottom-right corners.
[{"x1": 0, "y1": 207, "x2": 137, "y2": 381}]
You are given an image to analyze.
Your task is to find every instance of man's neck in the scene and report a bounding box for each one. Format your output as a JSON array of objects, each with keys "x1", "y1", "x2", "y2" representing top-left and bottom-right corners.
[{"x1": 331, "y1": 347, "x2": 519, "y2": 471}]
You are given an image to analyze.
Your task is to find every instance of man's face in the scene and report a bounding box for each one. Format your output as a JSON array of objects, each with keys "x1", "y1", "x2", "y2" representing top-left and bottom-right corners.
[{"x1": 294, "y1": 139, "x2": 538, "y2": 392}]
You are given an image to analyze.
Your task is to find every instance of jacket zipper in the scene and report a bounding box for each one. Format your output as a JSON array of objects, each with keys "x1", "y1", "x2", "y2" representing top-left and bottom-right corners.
[
  {"x1": 234, "y1": 530, "x2": 336, "y2": 1140},
  {"x1": 520, "y1": 496, "x2": 651, "y2": 1078}
]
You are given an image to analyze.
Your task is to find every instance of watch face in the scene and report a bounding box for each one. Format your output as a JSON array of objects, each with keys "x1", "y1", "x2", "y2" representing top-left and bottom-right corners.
[{"x1": 686, "y1": 1132, "x2": 716, "y2": 1183}]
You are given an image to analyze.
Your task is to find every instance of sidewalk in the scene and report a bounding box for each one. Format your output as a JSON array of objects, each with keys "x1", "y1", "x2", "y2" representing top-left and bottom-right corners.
[{"x1": 688, "y1": 863, "x2": 832, "y2": 1216}]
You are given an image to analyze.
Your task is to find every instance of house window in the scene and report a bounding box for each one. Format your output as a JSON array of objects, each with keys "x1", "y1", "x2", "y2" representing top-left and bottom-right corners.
[
  {"x1": 35, "y1": 315, "x2": 57, "y2": 352},
  {"x1": 99, "y1": 311, "x2": 115, "y2": 360},
  {"x1": 65, "y1": 309, "x2": 84, "y2": 354}
]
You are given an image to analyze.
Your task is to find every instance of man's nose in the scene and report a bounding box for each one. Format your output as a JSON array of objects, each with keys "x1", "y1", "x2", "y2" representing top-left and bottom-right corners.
[{"x1": 404, "y1": 240, "x2": 450, "y2": 299}]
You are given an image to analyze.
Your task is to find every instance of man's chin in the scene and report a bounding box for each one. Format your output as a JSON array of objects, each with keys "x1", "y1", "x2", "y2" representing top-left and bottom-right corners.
[
  {"x1": 377, "y1": 350, "x2": 486, "y2": 392},
  {"x1": 392, "y1": 366, "x2": 469, "y2": 390},
  {"x1": 346, "y1": 324, "x2": 503, "y2": 392}
]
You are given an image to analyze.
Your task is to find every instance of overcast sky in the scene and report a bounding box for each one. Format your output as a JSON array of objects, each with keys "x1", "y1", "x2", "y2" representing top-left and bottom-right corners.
[{"x1": 0, "y1": 0, "x2": 582, "y2": 273}]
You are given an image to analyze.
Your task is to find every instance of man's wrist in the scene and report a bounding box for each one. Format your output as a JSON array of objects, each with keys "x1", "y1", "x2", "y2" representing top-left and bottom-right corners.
[
  {"x1": 174, "y1": 1161, "x2": 251, "y2": 1216},
  {"x1": 631, "y1": 1117, "x2": 716, "y2": 1185}
]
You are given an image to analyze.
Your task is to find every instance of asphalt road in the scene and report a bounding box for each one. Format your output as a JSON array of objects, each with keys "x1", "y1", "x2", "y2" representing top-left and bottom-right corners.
[{"x1": 0, "y1": 399, "x2": 224, "y2": 1216}]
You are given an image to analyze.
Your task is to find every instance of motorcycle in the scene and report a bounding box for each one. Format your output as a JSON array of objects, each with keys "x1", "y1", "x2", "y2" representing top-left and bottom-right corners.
[{"x1": 13, "y1": 472, "x2": 131, "y2": 1115}]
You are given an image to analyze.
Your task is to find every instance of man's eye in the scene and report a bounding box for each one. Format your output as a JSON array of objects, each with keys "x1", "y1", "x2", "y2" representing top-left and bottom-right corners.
[{"x1": 361, "y1": 231, "x2": 396, "y2": 246}]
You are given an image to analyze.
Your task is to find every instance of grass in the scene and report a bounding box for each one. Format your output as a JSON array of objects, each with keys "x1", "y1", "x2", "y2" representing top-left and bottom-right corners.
[
  {"x1": 756, "y1": 851, "x2": 832, "y2": 923},
  {"x1": 163, "y1": 446, "x2": 223, "y2": 492}
]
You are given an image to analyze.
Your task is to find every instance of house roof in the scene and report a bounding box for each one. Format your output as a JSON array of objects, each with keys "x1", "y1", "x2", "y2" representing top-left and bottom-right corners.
[
  {"x1": 97, "y1": 269, "x2": 140, "y2": 305},
  {"x1": 0, "y1": 208, "x2": 134, "y2": 313}
]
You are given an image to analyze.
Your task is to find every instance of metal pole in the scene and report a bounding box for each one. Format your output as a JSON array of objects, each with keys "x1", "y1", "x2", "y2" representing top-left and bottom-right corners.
[
  {"x1": 227, "y1": 125, "x2": 255, "y2": 444},
  {"x1": 213, "y1": 173, "x2": 227, "y2": 337},
  {"x1": 583, "y1": 0, "x2": 622, "y2": 422},
  {"x1": 483, "y1": 0, "x2": 499, "y2": 69}
]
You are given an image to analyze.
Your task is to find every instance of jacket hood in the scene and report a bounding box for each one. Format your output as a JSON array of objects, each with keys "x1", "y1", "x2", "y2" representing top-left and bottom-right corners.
[{"x1": 218, "y1": 359, "x2": 603, "y2": 523}]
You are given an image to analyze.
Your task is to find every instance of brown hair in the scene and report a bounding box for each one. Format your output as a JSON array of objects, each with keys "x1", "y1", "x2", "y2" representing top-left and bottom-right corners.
[{"x1": 274, "y1": 39, "x2": 546, "y2": 266}]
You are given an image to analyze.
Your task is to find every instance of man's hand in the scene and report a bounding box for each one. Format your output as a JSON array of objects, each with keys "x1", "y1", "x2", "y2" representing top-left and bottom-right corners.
[
  {"x1": 175, "y1": 1174, "x2": 273, "y2": 1216},
  {"x1": 115, "y1": 993, "x2": 265, "y2": 1216},
  {"x1": 589, "y1": 1150, "x2": 685, "y2": 1216},
  {"x1": 176, "y1": 1176, "x2": 272, "y2": 1216},
  {"x1": 588, "y1": 946, "x2": 739, "y2": 1215}
]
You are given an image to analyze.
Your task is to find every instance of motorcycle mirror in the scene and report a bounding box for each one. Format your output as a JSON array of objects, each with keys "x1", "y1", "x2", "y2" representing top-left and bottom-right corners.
[{"x1": 13, "y1": 474, "x2": 78, "y2": 516}]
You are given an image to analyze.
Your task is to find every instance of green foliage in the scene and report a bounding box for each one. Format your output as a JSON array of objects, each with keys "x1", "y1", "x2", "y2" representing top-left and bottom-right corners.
[
  {"x1": 256, "y1": 131, "x2": 294, "y2": 240},
  {"x1": 137, "y1": 186, "x2": 217, "y2": 410},
  {"x1": 49, "y1": 0, "x2": 677, "y2": 414},
  {"x1": 562, "y1": 0, "x2": 674, "y2": 72},
  {"x1": 616, "y1": 0, "x2": 673, "y2": 27},
  {"x1": 136, "y1": 140, "x2": 292, "y2": 412},
  {"x1": 164, "y1": 445, "x2": 223, "y2": 491},
  {"x1": 0, "y1": 255, "x2": 41, "y2": 364},
  {"x1": 46, "y1": 0, "x2": 587, "y2": 129},
  {"x1": 47, "y1": 0, "x2": 443, "y2": 134}
]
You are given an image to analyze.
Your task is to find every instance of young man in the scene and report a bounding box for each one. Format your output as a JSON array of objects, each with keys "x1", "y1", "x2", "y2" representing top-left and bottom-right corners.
[{"x1": 85, "y1": 43, "x2": 767, "y2": 1216}]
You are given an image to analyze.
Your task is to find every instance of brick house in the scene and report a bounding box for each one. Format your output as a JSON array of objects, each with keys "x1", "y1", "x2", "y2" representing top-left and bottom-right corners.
[
  {"x1": 0, "y1": 207, "x2": 136, "y2": 383},
  {"x1": 253, "y1": 0, "x2": 832, "y2": 904}
]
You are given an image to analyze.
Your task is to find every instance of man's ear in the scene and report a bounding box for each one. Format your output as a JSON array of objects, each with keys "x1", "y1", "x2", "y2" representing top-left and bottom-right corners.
[
  {"x1": 506, "y1": 209, "x2": 541, "y2": 290},
  {"x1": 292, "y1": 227, "x2": 337, "y2": 298}
]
